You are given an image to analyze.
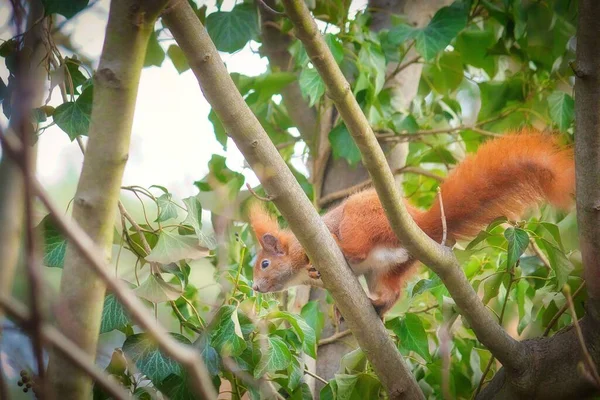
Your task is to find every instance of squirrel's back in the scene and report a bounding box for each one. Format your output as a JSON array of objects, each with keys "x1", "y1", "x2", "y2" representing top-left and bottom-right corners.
[{"x1": 417, "y1": 130, "x2": 575, "y2": 241}]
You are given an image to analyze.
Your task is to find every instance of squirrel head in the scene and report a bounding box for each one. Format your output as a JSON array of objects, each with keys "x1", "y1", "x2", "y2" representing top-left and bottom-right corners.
[{"x1": 248, "y1": 203, "x2": 310, "y2": 292}]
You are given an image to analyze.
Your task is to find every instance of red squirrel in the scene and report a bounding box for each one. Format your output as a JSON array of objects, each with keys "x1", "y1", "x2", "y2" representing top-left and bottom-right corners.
[{"x1": 248, "y1": 131, "x2": 575, "y2": 316}]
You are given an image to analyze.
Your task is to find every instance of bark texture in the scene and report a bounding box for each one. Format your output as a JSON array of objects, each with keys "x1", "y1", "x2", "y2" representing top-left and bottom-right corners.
[{"x1": 46, "y1": 1, "x2": 168, "y2": 398}]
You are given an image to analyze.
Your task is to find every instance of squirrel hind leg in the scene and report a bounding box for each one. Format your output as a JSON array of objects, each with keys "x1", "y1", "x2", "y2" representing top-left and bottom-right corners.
[{"x1": 367, "y1": 262, "x2": 417, "y2": 318}]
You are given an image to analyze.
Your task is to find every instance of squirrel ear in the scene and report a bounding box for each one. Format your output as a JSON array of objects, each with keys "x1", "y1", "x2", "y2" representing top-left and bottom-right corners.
[{"x1": 262, "y1": 233, "x2": 286, "y2": 255}]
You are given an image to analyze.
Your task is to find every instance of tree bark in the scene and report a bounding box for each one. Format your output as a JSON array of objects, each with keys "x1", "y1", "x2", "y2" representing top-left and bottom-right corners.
[
  {"x1": 162, "y1": 2, "x2": 424, "y2": 398},
  {"x1": 46, "y1": 1, "x2": 168, "y2": 398}
]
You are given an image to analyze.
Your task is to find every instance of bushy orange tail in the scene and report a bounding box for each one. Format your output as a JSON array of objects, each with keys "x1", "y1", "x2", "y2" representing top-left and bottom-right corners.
[{"x1": 416, "y1": 131, "x2": 575, "y2": 242}]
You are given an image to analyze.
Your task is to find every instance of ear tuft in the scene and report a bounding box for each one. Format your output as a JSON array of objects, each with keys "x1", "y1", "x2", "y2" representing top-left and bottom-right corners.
[{"x1": 262, "y1": 233, "x2": 286, "y2": 255}]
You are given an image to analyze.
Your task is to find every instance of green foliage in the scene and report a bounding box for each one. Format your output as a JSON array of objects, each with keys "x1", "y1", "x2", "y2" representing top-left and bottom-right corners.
[
  {"x1": 206, "y1": 3, "x2": 259, "y2": 53},
  {"x1": 31, "y1": 0, "x2": 584, "y2": 398},
  {"x1": 329, "y1": 124, "x2": 361, "y2": 166},
  {"x1": 37, "y1": 215, "x2": 67, "y2": 268},
  {"x1": 53, "y1": 85, "x2": 93, "y2": 140},
  {"x1": 388, "y1": 2, "x2": 469, "y2": 60},
  {"x1": 99, "y1": 294, "x2": 131, "y2": 334}
]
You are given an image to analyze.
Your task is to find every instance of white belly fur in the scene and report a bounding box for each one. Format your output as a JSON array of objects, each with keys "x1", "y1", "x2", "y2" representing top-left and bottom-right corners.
[{"x1": 349, "y1": 246, "x2": 410, "y2": 275}]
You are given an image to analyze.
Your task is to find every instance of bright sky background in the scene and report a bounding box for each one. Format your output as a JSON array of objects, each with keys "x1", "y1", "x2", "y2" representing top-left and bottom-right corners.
[{"x1": 1, "y1": 0, "x2": 368, "y2": 202}]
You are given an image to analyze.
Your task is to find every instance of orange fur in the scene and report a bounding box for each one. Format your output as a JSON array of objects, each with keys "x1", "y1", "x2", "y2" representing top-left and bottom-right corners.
[
  {"x1": 248, "y1": 130, "x2": 576, "y2": 315},
  {"x1": 248, "y1": 202, "x2": 291, "y2": 250}
]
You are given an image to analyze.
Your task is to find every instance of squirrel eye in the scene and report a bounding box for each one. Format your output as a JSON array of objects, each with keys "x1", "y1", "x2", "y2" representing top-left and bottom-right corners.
[{"x1": 261, "y1": 259, "x2": 270, "y2": 269}]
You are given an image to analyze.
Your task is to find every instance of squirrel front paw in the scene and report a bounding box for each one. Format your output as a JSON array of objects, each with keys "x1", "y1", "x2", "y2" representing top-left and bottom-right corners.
[
  {"x1": 370, "y1": 298, "x2": 389, "y2": 320},
  {"x1": 307, "y1": 267, "x2": 321, "y2": 279}
]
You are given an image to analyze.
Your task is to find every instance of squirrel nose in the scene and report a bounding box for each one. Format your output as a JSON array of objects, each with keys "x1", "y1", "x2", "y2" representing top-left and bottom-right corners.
[{"x1": 252, "y1": 283, "x2": 259, "y2": 292}]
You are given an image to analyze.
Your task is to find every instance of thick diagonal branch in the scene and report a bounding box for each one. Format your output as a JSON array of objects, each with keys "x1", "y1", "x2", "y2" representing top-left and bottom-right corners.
[
  {"x1": 161, "y1": 2, "x2": 423, "y2": 399},
  {"x1": 279, "y1": 0, "x2": 525, "y2": 371}
]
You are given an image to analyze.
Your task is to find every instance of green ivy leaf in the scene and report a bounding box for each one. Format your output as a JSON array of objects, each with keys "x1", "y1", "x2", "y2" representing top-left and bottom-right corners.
[
  {"x1": 133, "y1": 274, "x2": 183, "y2": 303},
  {"x1": 53, "y1": 85, "x2": 93, "y2": 140},
  {"x1": 167, "y1": 45, "x2": 190, "y2": 74},
  {"x1": 146, "y1": 230, "x2": 210, "y2": 264},
  {"x1": 206, "y1": 3, "x2": 259, "y2": 53},
  {"x1": 181, "y1": 196, "x2": 216, "y2": 250},
  {"x1": 539, "y1": 239, "x2": 574, "y2": 288},
  {"x1": 386, "y1": 314, "x2": 430, "y2": 361},
  {"x1": 325, "y1": 33, "x2": 344, "y2": 64},
  {"x1": 329, "y1": 124, "x2": 361, "y2": 166},
  {"x1": 357, "y1": 43, "x2": 386, "y2": 95},
  {"x1": 267, "y1": 311, "x2": 317, "y2": 358},
  {"x1": 210, "y1": 305, "x2": 248, "y2": 357},
  {"x1": 301, "y1": 301, "x2": 325, "y2": 342},
  {"x1": 548, "y1": 91, "x2": 574, "y2": 132},
  {"x1": 338, "y1": 348, "x2": 366, "y2": 374},
  {"x1": 41, "y1": 0, "x2": 89, "y2": 18},
  {"x1": 504, "y1": 227, "x2": 529, "y2": 268},
  {"x1": 155, "y1": 193, "x2": 178, "y2": 222},
  {"x1": 253, "y1": 334, "x2": 292, "y2": 378},
  {"x1": 196, "y1": 335, "x2": 221, "y2": 377},
  {"x1": 411, "y1": 275, "x2": 442, "y2": 297},
  {"x1": 64, "y1": 57, "x2": 88, "y2": 90},
  {"x1": 157, "y1": 374, "x2": 194, "y2": 400},
  {"x1": 299, "y1": 68, "x2": 325, "y2": 107},
  {"x1": 482, "y1": 273, "x2": 504, "y2": 304},
  {"x1": 422, "y1": 51, "x2": 463, "y2": 93},
  {"x1": 325, "y1": 373, "x2": 383, "y2": 400},
  {"x1": 99, "y1": 294, "x2": 130, "y2": 334},
  {"x1": 388, "y1": 2, "x2": 468, "y2": 60},
  {"x1": 455, "y1": 27, "x2": 497, "y2": 77},
  {"x1": 540, "y1": 222, "x2": 565, "y2": 251},
  {"x1": 144, "y1": 31, "x2": 165, "y2": 67},
  {"x1": 478, "y1": 78, "x2": 525, "y2": 121},
  {"x1": 287, "y1": 356, "x2": 304, "y2": 391},
  {"x1": 122, "y1": 333, "x2": 191, "y2": 384},
  {"x1": 290, "y1": 383, "x2": 313, "y2": 400},
  {"x1": 208, "y1": 109, "x2": 228, "y2": 149},
  {"x1": 37, "y1": 215, "x2": 67, "y2": 268}
]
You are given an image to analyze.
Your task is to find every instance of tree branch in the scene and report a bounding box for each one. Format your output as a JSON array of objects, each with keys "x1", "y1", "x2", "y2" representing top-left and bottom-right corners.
[
  {"x1": 0, "y1": 295, "x2": 130, "y2": 400},
  {"x1": 575, "y1": 0, "x2": 600, "y2": 301},
  {"x1": 161, "y1": 3, "x2": 423, "y2": 399},
  {"x1": 280, "y1": 0, "x2": 525, "y2": 372}
]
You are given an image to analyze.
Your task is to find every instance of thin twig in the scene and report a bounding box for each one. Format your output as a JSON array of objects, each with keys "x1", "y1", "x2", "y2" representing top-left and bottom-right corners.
[
  {"x1": 543, "y1": 281, "x2": 585, "y2": 336},
  {"x1": 475, "y1": 266, "x2": 516, "y2": 397},
  {"x1": 437, "y1": 188, "x2": 447, "y2": 247},
  {"x1": 256, "y1": 0, "x2": 286, "y2": 16},
  {"x1": 564, "y1": 284, "x2": 600, "y2": 387},
  {"x1": 318, "y1": 166, "x2": 444, "y2": 207},
  {"x1": 304, "y1": 367, "x2": 328, "y2": 385},
  {"x1": 0, "y1": 295, "x2": 129, "y2": 400},
  {"x1": 246, "y1": 183, "x2": 273, "y2": 202},
  {"x1": 530, "y1": 239, "x2": 552, "y2": 271},
  {"x1": 318, "y1": 329, "x2": 352, "y2": 346},
  {"x1": 384, "y1": 55, "x2": 421, "y2": 84}
]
